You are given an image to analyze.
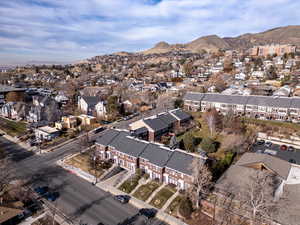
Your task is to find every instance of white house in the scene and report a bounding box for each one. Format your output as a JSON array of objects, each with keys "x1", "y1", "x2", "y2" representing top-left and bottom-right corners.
[{"x1": 78, "y1": 96, "x2": 107, "y2": 117}]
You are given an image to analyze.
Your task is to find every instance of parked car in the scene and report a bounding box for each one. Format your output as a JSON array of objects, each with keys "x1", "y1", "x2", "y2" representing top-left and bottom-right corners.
[
  {"x1": 255, "y1": 140, "x2": 265, "y2": 145},
  {"x1": 280, "y1": 145, "x2": 287, "y2": 151},
  {"x1": 138, "y1": 208, "x2": 157, "y2": 219},
  {"x1": 288, "y1": 146, "x2": 295, "y2": 152},
  {"x1": 34, "y1": 186, "x2": 48, "y2": 195},
  {"x1": 93, "y1": 127, "x2": 106, "y2": 134},
  {"x1": 114, "y1": 195, "x2": 130, "y2": 204},
  {"x1": 45, "y1": 192, "x2": 59, "y2": 201},
  {"x1": 264, "y1": 141, "x2": 272, "y2": 148}
]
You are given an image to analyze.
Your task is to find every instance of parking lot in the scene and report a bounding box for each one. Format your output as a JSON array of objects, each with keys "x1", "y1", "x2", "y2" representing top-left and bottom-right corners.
[{"x1": 252, "y1": 140, "x2": 300, "y2": 165}]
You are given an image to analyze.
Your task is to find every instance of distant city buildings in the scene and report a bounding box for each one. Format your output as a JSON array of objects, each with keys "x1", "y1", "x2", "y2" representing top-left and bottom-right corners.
[{"x1": 251, "y1": 44, "x2": 296, "y2": 57}]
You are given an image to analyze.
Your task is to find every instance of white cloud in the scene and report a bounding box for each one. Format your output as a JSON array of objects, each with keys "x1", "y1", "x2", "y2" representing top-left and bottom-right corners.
[{"x1": 0, "y1": 0, "x2": 299, "y2": 64}]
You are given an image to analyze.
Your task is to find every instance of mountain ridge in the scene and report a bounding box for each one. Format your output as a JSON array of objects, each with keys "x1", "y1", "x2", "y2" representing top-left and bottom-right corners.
[{"x1": 141, "y1": 25, "x2": 300, "y2": 54}]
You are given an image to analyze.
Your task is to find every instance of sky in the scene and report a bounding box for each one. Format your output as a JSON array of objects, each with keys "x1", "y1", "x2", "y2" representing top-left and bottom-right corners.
[{"x1": 0, "y1": 0, "x2": 299, "y2": 65}]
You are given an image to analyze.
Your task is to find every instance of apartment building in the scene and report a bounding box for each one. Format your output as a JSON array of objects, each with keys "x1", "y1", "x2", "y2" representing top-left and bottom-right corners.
[
  {"x1": 183, "y1": 92, "x2": 300, "y2": 122},
  {"x1": 129, "y1": 108, "x2": 192, "y2": 142},
  {"x1": 251, "y1": 44, "x2": 296, "y2": 57},
  {"x1": 95, "y1": 129, "x2": 206, "y2": 190}
]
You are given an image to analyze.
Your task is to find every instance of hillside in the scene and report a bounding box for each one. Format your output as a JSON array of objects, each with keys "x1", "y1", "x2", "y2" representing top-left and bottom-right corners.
[{"x1": 142, "y1": 25, "x2": 300, "y2": 54}]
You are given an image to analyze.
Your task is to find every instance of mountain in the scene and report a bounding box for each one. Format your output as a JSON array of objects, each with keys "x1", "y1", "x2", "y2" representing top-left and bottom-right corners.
[{"x1": 142, "y1": 25, "x2": 300, "y2": 54}]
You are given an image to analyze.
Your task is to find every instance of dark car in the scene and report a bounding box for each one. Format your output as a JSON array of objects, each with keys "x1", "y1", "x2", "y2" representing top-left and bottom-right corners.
[
  {"x1": 138, "y1": 208, "x2": 157, "y2": 219},
  {"x1": 255, "y1": 140, "x2": 265, "y2": 145},
  {"x1": 114, "y1": 195, "x2": 130, "y2": 204},
  {"x1": 94, "y1": 127, "x2": 106, "y2": 134},
  {"x1": 45, "y1": 192, "x2": 59, "y2": 201},
  {"x1": 34, "y1": 186, "x2": 49, "y2": 195},
  {"x1": 288, "y1": 146, "x2": 295, "y2": 152}
]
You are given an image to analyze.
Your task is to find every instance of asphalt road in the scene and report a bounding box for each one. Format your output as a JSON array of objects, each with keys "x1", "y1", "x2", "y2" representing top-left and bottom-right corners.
[{"x1": 1, "y1": 135, "x2": 167, "y2": 225}]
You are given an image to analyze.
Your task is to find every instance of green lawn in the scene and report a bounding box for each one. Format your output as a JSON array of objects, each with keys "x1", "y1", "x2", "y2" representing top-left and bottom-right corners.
[
  {"x1": 166, "y1": 195, "x2": 184, "y2": 215},
  {"x1": 119, "y1": 174, "x2": 142, "y2": 194},
  {"x1": 150, "y1": 186, "x2": 176, "y2": 209},
  {"x1": 0, "y1": 117, "x2": 26, "y2": 137},
  {"x1": 133, "y1": 181, "x2": 160, "y2": 201}
]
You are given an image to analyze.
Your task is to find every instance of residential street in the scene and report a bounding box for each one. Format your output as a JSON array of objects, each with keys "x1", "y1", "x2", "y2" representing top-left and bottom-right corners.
[{"x1": 1, "y1": 136, "x2": 167, "y2": 225}]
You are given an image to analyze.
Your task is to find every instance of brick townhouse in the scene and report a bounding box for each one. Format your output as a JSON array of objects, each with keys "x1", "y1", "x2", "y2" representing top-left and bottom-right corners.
[
  {"x1": 184, "y1": 92, "x2": 300, "y2": 122},
  {"x1": 95, "y1": 129, "x2": 205, "y2": 189},
  {"x1": 129, "y1": 108, "x2": 192, "y2": 142}
]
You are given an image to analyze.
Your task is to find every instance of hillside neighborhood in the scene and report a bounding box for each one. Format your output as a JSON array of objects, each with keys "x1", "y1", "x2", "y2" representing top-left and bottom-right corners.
[{"x1": 3, "y1": 22, "x2": 300, "y2": 225}]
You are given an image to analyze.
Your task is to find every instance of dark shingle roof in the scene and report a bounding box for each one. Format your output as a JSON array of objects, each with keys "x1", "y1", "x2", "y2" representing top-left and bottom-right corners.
[
  {"x1": 81, "y1": 96, "x2": 101, "y2": 107},
  {"x1": 96, "y1": 129, "x2": 122, "y2": 146},
  {"x1": 170, "y1": 109, "x2": 191, "y2": 121},
  {"x1": 144, "y1": 117, "x2": 169, "y2": 132},
  {"x1": 183, "y1": 92, "x2": 205, "y2": 101},
  {"x1": 202, "y1": 93, "x2": 249, "y2": 105},
  {"x1": 109, "y1": 133, "x2": 148, "y2": 157},
  {"x1": 140, "y1": 143, "x2": 174, "y2": 167},
  {"x1": 247, "y1": 96, "x2": 292, "y2": 108},
  {"x1": 166, "y1": 150, "x2": 195, "y2": 175},
  {"x1": 157, "y1": 112, "x2": 178, "y2": 124}
]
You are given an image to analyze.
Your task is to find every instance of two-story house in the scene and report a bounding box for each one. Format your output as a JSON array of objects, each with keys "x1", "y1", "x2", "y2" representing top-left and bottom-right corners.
[{"x1": 78, "y1": 95, "x2": 106, "y2": 117}]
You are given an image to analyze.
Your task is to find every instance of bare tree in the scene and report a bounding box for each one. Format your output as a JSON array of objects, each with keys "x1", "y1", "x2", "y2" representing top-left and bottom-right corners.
[
  {"x1": 240, "y1": 171, "x2": 278, "y2": 225},
  {"x1": 188, "y1": 158, "x2": 212, "y2": 209},
  {"x1": 203, "y1": 108, "x2": 221, "y2": 136},
  {"x1": 0, "y1": 158, "x2": 14, "y2": 204}
]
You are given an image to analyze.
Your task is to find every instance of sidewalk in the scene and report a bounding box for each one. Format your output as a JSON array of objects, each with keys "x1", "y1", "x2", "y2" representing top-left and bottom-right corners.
[{"x1": 58, "y1": 159, "x2": 187, "y2": 225}]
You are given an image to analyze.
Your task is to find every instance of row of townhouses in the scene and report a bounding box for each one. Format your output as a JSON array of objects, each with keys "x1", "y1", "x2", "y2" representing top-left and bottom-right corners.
[
  {"x1": 95, "y1": 129, "x2": 206, "y2": 190},
  {"x1": 129, "y1": 108, "x2": 192, "y2": 142},
  {"x1": 184, "y1": 92, "x2": 300, "y2": 122}
]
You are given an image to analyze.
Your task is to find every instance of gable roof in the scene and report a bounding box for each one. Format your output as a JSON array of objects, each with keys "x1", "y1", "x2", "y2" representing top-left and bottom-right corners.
[
  {"x1": 237, "y1": 152, "x2": 291, "y2": 179},
  {"x1": 109, "y1": 133, "x2": 148, "y2": 157},
  {"x1": 157, "y1": 112, "x2": 178, "y2": 124},
  {"x1": 165, "y1": 150, "x2": 195, "y2": 176},
  {"x1": 143, "y1": 117, "x2": 169, "y2": 132},
  {"x1": 96, "y1": 129, "x2": 122, "y2": 146},
  {"x1": 81, "y1": 96, "x2": 102, "y2": 107},
  {"x1": 169, "y1": 109, "x2": 191, "y2": 121},
  {"x1": 140, "y1": 143, "x2": 174, "y2": 167},
  {"x1": 183, "y1": 92, "x2": 205, "y2": 101}
]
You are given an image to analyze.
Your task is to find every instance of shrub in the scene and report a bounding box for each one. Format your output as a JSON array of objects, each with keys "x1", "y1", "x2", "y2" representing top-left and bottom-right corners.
[
  {"x1": 201, "y1": 137, "x2": 217, "y2": 153},
  {"x1": 179, "y1": 197, "x2": 193, "y2": 219}
]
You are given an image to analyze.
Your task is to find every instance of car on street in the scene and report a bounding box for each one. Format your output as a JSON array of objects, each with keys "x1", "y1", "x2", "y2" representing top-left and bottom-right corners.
[
  {"x1": 264, "y1": 141, "x2": 272, "y2": 148},
  {"x1": 255, "y1": 140, "x2": 265, "y2": 145},
  {"x1": 114, "y1": 195, "x2": 130, "y2": 204},
  {"x1": 34, "y1": 186, "x2": 49, "y2": 195},
  {"x1": 138, "y1": 208, "x2": 157, "y2": 219},
  {"x1": 45, "y1": 192, "x2": 60, "y2": 201},
  {"x1": 288, "y1": 146, "x2": 295, "y2": 151},
  {"x1": 280, "y1": 145, "x2": 288, "y2": 151}
]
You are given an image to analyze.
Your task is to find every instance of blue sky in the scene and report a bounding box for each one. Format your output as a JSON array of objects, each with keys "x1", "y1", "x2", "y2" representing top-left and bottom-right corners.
[{"x1": 0, "y1": 0, "x2": 299, "y2": 65}]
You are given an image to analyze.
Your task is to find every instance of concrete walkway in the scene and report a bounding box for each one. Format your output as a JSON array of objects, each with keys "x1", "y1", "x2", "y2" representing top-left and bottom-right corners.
[
  {"x1": 115, "y1": 171, "x2": 133, "y2": 188},
  {"x1": 162, "y1": 190, "x2": 179, "y2": 211},
  {"x1": 129, "y1": 178, "x2": 150, "y2": 195},
  {"x1": 146, "y1": 183, "x2": 166, "y2": 203}
]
